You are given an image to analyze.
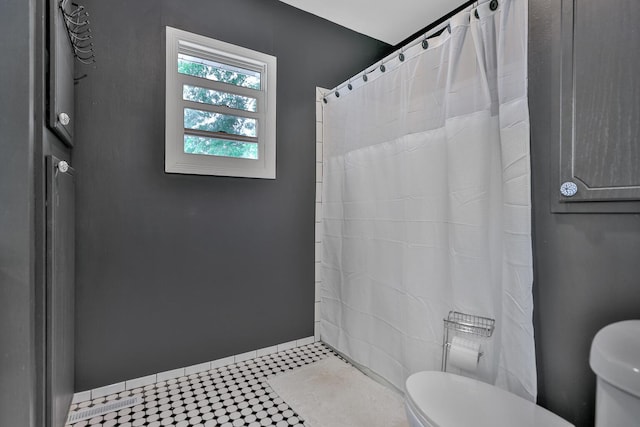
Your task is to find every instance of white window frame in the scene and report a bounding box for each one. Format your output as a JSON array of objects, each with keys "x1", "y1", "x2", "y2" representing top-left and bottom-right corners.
[{"x1": 165, "y1": 26, "x2": 277, "y2": 179}]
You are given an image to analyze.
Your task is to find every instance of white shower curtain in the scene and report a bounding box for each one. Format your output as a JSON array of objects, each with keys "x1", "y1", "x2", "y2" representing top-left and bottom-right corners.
[{"x1": 320, "y1": 0, "x2": 536, "y2": 400}]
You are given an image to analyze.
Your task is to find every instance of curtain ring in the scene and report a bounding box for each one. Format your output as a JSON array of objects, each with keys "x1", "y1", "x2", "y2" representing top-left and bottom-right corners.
[
  {"x1": 362, "y1": 74, "x2": 368, "y2": 82},
  {"x1": 347, "y1": 82, "x2": 353, "y2": 90},
  {"x1": 399, "y1": 52, "x2": 405, "y2": 62},
  {"x1": 490, "y1": 0, "x2": 499, "y2": 11},
  {"x1": 422, "y1": 39, "x2": 429, "y2": 49},
  {"x1": 380, "y1": 64, "x2": 386, "y2": 72},
  {"x1": 474, "y1": 9, "x2": 480, "y2": 19}
]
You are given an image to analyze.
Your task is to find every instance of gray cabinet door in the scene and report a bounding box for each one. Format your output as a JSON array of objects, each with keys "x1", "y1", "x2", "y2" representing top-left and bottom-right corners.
[
  {"x1": 556, "y1": 0, "x2": 640, "y2": 208},
  {"x1": 48, "y1": 0, "x2": 75, "y2": 146},
  {"x1": 46, "y1": 156, "x2": 75, "y2": 427}
]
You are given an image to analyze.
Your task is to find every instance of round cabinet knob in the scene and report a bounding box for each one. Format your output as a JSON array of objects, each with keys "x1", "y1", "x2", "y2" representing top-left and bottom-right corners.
[
  {"x1": 58, "y1": 112, "x2": 70, "y2": 126},
  {"x1": 57, "y1": 160, "x2": 69, "y2": 173},
  {"x1": 560, "y1": 181, "x2": 578, "y2": 197}
]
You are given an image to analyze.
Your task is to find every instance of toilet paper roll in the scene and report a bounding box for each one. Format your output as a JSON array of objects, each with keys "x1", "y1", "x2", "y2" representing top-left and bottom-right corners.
[{"x1": 448, "y1": 336, "x2": 481, "y2": 372}]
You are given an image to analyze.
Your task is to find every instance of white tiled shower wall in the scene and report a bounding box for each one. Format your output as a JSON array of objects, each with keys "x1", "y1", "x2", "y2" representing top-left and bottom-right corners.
[
  {"x1": 314, "y1": 87, "x2": 327, "y2": 342},
  {"x1": 73, "y1": 90, "x2": 328, "y2": 405}
]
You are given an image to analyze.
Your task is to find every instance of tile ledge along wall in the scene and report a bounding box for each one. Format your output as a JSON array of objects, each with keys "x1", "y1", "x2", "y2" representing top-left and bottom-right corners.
[{"x1": 72, "y1": 336, "x2": 317, "y2": 403}]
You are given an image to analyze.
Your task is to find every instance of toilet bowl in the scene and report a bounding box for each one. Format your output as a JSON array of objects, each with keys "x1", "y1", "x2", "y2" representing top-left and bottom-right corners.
[
  {"x1": 405, "y1": 371, "x2": 573, "y2": 427},
  {"x1": 590, "y1": 320, "x2": 640, "y2": 427}
]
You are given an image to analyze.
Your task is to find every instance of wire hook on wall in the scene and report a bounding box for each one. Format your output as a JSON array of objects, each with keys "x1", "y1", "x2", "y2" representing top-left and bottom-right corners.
[{"x1": 59, "y1": 0, "x2": 96, "y2": 64}]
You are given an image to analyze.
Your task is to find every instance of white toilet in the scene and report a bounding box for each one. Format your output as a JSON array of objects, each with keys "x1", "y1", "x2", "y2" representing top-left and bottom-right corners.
[
  {"x1": 405, "y1": 371, "x2": 573, "y2": 427},
  {"x1": 590, "y1": 320, "x2": 640, "y2": 427}
]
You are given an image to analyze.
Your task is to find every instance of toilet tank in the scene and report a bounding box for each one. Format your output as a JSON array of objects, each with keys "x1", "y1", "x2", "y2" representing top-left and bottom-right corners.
[{"x1": 589, "y1": 320, "x2": 640, "y2": 427}]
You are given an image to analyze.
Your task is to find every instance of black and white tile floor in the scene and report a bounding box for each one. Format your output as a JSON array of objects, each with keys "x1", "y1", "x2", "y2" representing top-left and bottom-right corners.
[{"x1": 66, "y1": 342, "x2": 337, "y2": 427}]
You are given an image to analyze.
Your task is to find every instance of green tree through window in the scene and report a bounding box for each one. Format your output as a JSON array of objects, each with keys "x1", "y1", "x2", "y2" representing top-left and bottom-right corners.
[{"x1": 179, "y1": 57, "x2": 260, "y2": 159}]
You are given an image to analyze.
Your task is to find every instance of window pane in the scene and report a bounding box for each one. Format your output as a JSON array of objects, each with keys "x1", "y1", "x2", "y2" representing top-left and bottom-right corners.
[
  {"x1": 178, "y1": 54, "x2": 260, "y2": 89},
  {"x1": 184, "y1": 135, "x2": 258, "y2": 159},
  {"x1": 184, "y1": 108, "x2": 257, "y2": 137},
  {"x1": 183, "y1": 85, "x2": 257, "y2": 112}
]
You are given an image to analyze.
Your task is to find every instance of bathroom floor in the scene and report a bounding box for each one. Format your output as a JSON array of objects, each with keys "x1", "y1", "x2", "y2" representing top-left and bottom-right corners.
[{"x1": 66, "y1": 342, "x2": 336, "y2": 427}]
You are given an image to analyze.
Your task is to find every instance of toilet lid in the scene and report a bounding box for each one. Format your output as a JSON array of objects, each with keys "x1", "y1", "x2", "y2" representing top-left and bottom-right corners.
[{"x1": 406, "y1": 372, "x2": 573, "y2": 427}]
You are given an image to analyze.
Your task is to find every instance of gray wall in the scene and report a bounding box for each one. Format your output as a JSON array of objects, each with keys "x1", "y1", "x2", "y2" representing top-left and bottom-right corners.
[
  {"x1": 74, "y1": 0, "x2": 391, "y2": 391},
  {"x1": 0, "y1": 0, "x2": 37, "y2": 425},
  {"x1": 529, "y1": 1, "x2": 640, "y2": 426}
]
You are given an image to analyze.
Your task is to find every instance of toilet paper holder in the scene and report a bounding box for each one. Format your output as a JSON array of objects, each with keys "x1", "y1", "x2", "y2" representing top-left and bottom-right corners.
[{"x1": 441, "y1": 311, "x2": 495, "y2": 372}]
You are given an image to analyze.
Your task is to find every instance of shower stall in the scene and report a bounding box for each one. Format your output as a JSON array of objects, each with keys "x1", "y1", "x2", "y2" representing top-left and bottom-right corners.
[{"x1": 318, "y1": 0, "x2": 536, "y2": 401}]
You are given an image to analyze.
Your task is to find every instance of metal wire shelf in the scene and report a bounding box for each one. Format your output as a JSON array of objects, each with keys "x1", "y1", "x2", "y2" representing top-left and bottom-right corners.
[{"x1": 441, "y1": 311, "x2": 495, "y2": 371}]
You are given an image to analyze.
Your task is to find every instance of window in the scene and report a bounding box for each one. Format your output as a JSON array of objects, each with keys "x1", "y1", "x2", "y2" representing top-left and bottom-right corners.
[{"x1": 165, "y1": 27, "x2": 277, "y2": 178}]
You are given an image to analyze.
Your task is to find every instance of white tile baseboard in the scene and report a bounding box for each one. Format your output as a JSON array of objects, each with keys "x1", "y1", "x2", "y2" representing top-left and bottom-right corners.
[
  {"x1": 156, "y1": 367, "x2": 185, "y2": 382},
  {"x1": 235, "y1": 350, "x2": 257, "y2": 363},
  {"x1": 71, "y1": 390, "x2": 91, "y2": 404},
  {"x1": 90, "y1": 382, "x2": 125, "y2": 399},
  {"x1": 184, "y1": 361, "x2": 211, "y2": 376},
  {"x1": 210, "y1": 356, "x2": 234, "y2": 369},
  {"x1": 124, "y1": 374, "x2": 157, "y2": 390},
  {"x1": 297, "y1": 336, "x2": 315, "y2": 347},
  {"x1": 72, "y1": 335, "x2": 318, "y2": 404}
]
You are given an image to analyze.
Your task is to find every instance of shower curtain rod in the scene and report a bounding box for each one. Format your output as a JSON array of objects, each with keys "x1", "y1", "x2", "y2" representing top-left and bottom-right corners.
[{"x1": 322, "y1": 0, "x2": 478, "y2": 102}]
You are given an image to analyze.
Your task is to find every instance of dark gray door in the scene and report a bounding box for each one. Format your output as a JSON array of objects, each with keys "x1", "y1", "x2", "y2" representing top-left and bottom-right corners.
[
  {"x1": 46, "y1": 156, "x2": 75, "y2": 427},
  {"x1": 557, "y1": 0, "x2": 640, "y2": 206}
]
